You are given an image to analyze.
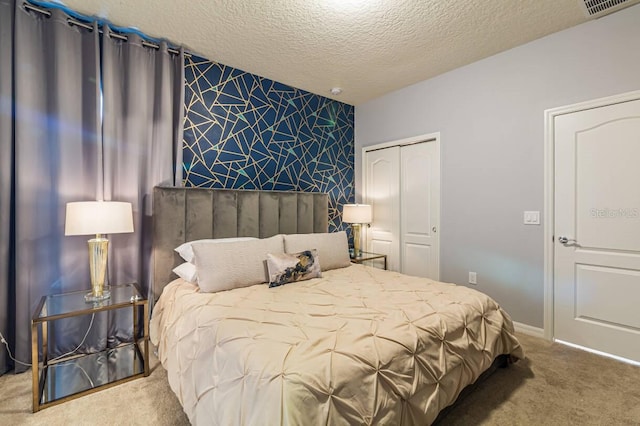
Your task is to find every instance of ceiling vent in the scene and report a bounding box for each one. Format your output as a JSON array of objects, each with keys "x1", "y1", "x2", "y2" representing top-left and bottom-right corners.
[{"x1": 579, "y1": 0, "x2": 640, "y2": 18}]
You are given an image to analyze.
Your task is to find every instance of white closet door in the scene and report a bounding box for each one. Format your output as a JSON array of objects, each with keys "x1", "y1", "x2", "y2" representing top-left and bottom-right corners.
[
  {"x1": 400, "y1": 142, "x2": 440, "y2": 280},
  {"x1": 365, "y1": 147, "x2": 400, "y2": 271}
]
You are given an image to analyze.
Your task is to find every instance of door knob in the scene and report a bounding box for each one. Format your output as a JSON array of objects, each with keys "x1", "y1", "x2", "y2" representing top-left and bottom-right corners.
[
  {"x1": 432, "y1": 226, "x2": 437, "y2": 233},
  {"x1": 558, "y1": 236, "x2": 576, "y2": 244}
]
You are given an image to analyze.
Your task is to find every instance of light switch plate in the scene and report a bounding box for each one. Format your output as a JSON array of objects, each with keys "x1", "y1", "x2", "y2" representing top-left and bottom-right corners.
[{"x1": 524, "y1": 211, "x2": 540, "y2": 225}]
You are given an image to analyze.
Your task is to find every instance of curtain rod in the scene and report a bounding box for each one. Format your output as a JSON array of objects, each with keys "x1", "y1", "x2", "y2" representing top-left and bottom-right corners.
[{"x1": 23, "y1": 2, "x2": 191, "y2": 57}]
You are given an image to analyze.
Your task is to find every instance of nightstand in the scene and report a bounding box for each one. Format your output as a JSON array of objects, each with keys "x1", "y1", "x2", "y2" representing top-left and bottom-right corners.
[
  {"x1": 350, "y1": 251, "x2": 387, "y2": 270},
  {"x1": 31, "y1": 283, "x2": 149, "y2": 412}
]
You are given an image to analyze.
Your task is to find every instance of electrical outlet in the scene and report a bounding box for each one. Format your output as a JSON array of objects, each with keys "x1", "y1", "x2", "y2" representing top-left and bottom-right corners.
[{"x1": 468, "y1": 272, "x2": 477, "y2": 285}]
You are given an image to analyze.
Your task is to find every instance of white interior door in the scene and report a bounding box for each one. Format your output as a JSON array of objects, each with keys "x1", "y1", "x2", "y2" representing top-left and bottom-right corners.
[
  {"x1": 400, "y1": 142, "x2": 440, "y2": 280},
  {"x1": 365, "y1": 147, "x2": 400, "y2": 271},
  {"x1": 554, "y1": 98, "x2": 640, "y2": 362}
]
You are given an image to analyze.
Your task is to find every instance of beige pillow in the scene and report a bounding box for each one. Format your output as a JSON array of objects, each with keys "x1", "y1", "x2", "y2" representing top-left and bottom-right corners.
[
  {"x1": 175, "y1": 237, "x2": 257, "y2": 262},
  {"x1": 284, "y1": 232, "x2": 350, "y2": 271},
  {"x1": 267, "y1": 249, "x2": 322, "y2": 288},
  {"x1": 193, "y1": 235, "x2": 284, "y2": 293}
]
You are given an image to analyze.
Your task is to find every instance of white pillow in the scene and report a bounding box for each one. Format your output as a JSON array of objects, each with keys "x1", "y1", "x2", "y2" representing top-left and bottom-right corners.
[
  {"x1": 193, "y1": 235, "x2": 285, "y2": 293},
  {"x1": 284, "y1": 232, "x2": 351, "y2": 271},
  {"x1": 172, "y1": 262, "x2": 198, "y2": 283},
  {"x1": 175, "y1": 237, "x2": 257, "y2": 263}
]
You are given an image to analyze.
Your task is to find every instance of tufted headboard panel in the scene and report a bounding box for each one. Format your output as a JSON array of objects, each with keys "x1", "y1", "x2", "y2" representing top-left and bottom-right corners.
[{"x1": 152, "y1": 186, "x2": 329, "y2": 300}]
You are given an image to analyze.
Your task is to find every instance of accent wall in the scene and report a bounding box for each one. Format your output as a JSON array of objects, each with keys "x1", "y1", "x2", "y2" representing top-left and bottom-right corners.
[{"x1": 183, "y1": 55, "x2": 354, "y2": 233}]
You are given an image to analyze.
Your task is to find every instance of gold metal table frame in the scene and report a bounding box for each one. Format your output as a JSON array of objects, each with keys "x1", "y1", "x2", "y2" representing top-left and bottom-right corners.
[
  {"x1": 31, "y1": 283, "x2": 150, "y2": 412},
  {"x1": 350, "y1": 251, "x2": 388, "y2": 270}
]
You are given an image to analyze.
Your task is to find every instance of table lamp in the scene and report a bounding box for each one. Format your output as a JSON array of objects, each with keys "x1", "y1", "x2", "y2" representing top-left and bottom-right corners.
[
  {"x1": 342, "y1": 204, "x2": 372, "y2": 257},
  {"x1": 65, "y1": 201, "x2": 134, "y2": 302}
]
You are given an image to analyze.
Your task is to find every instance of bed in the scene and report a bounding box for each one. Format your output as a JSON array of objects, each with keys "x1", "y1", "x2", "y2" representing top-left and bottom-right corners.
[{"x1": 150, "y1": 187, "x2": 523, "y2": 425}]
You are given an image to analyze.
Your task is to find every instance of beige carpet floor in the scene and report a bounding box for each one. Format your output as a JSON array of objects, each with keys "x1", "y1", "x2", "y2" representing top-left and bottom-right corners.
[{"x1": 1, "y1": 333, "x2": 639, "y2": 425}]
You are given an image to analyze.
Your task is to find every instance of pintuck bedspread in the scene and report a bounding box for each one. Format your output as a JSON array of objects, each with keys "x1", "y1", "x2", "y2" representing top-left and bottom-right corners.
[{"x1": 151, "y1": 264, "x2": 523, "y2": 425}]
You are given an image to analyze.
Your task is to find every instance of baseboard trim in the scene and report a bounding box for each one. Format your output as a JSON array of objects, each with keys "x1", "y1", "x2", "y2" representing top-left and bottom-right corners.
[{"x1": 513, "y1": 321, "x2": 545, "y2": 338}]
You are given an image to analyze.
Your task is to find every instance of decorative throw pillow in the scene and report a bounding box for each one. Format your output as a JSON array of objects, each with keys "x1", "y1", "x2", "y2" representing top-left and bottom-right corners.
[
  {"x1": 175, "y1": 237, "x2": 257, "y2": 263},
  {"x1": 267, "y1": 249, "x2": 321, "y2": 288},
  {"x1": 283, "y1": 232, "x2": 350, "y2": 271},
  {"x1": 193, "y1": 235, "x2": 284, "y2": 293},
  {"x1": 172, "y1": 262, "x2": 198, "y2": 283}
]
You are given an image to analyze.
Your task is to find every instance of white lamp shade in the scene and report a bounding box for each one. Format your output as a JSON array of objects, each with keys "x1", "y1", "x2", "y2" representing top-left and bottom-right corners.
[
  {"x1": 65, "y1": 201, "x2": 134, "y2": 236},
  {"x1": 342, "y1": 204, "x2": 372, "y2": 224}
]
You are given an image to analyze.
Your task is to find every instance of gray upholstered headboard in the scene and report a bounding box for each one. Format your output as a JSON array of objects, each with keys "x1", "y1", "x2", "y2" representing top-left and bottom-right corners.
[{"x1": 152, "y1": 186, "x2": 329, "y2": 300}]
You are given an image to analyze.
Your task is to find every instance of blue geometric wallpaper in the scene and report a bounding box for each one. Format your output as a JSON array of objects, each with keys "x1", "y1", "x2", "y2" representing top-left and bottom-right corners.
[{"x1": 183, "y1": 55, "x2": 355, "y2": 233}]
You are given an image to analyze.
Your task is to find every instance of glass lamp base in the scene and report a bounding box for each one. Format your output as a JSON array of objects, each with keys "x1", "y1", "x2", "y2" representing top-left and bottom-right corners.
[{"x1": 85, "y1": 289, "x2": 111, "y2": 303}]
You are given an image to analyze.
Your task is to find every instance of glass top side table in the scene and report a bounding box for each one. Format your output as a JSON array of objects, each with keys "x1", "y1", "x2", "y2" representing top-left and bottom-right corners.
[
  {"x1": 350, "y1": 251, "x2": 387, "y2": 270},
  {"x1": 31, "y1": 283, "x2": 150, "y2": 412}
]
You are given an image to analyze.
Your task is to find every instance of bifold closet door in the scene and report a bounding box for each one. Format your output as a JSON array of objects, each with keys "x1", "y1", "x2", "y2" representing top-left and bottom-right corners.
[
  {"x1": 365, "y1": 140, "x2": 440, "y2": 278},
  {"x1": 400, "y1": 142, "x2": 440, "y2": 280},
  {"x1": 365, "y1": 146, "x2": 401, "y2": 271}
]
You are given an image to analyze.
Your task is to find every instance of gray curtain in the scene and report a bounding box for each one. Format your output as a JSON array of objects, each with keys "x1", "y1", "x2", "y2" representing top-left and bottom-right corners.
[
  {"x1": 0, "y1": 0, "x2": 14, "y2": 376},
  {"x1": 0, "y1": 0, "x2": 184, "y2": 376},
  {"x1": 102, "y1": 26, "x2": 185, "y2": 308},
  {"x1": 3, "y1": 2, "x2": 102, "y2": 373}
]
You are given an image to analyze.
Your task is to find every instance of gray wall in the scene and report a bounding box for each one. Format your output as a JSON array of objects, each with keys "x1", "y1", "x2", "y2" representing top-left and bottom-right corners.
[{"x1": 354, "y1": 5, "x2": 640, "y2": 328}]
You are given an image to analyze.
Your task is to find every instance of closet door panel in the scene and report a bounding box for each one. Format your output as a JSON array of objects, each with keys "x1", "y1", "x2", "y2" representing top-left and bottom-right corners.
[
  {"x1": 401, "y1": 142, "x2": 440, "y2": 280},
  {"x1": 365, "y1": 147, "x2": 400, "y2": 271},
  {"x1": 404, "y1": 243, "x2": 432, "y2": 278}
]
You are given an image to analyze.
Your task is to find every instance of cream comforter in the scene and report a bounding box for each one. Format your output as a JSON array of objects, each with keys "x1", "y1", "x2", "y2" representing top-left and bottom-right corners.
[{"x1": 151, "y1": 264, "x2": 523, "y2": 425}]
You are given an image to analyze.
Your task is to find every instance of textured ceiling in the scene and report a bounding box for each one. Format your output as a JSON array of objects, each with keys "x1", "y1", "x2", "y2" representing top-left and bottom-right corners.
[{"x1": 60, "y1": 0, "x2": 589, "y2": 105}]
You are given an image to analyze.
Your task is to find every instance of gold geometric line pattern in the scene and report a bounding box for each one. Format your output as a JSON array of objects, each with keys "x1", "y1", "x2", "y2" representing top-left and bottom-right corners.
[{"x1": 183, "y1": 56, "x2": 354, "y2": 233}]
